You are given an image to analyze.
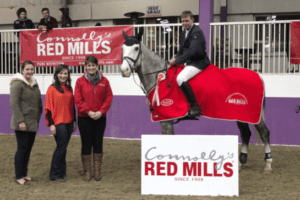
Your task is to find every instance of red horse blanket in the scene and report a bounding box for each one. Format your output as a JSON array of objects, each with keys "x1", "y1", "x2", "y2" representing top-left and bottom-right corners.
[
  {"x1": 290, "y1": 21, "x2": 300, "y2": 64},
  {"x1": 148, "y1": 64, "x2": 264, "y2": 124}
]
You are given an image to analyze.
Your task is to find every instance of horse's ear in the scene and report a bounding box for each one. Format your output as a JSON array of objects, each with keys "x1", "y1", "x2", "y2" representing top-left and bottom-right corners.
[
  {"x1": 136, "y1": 27, "x2": 144, "y2": 41},
  {"x1": 122, "y1": 30, "x2": 129, "y2": 40}
]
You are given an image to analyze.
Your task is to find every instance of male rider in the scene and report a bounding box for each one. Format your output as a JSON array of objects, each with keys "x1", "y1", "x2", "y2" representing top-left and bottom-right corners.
[{"x1": 169, "y1": 11, "x2": 211, "y2": 118}]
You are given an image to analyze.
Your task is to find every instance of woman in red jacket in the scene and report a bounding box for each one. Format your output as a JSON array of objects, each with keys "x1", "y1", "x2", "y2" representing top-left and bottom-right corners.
[
  {"x1": 45, "y1": 64, "x2": 76, "y2": 182},
  {"x1": 74, "y1": 56, "x2": 113, "y2": 181}
]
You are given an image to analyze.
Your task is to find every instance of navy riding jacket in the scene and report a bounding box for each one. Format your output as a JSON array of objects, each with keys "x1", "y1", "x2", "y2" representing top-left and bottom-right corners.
[{"x1": 176, "y1": 24, "x2": 211, "y2": 70}]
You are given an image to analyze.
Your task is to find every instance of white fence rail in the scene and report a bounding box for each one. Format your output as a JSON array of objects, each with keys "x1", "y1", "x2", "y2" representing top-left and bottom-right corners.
[
  {"x1": 210, "y1": 20, "x2": 300, "y2": 73},
  {"x1": 0, "y1": 24, "x2": 184, "y2": 75},
  {"x1": 0, "y1": 21, "x2": 298, "y2": 75}
]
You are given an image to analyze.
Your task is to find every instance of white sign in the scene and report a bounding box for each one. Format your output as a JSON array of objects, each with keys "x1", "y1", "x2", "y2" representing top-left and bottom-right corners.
[
  {"x1": 146, "y1": 6, "x2": 162, "y2": 17},
  {"x1": 141, "y1": 135, "x2": 239, "y2": 196}
]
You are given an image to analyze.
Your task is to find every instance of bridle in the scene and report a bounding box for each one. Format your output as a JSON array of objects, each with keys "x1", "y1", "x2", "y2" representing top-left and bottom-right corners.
[
  {"x1": 122, "y1": 43, "x2": 150, "y2": 94},
  {"x1": 122, "y1": 43, "x2": 142, "y2": 74},
  {"x1": 122, "y1": 41, "x2": 177, "y2": 95}
]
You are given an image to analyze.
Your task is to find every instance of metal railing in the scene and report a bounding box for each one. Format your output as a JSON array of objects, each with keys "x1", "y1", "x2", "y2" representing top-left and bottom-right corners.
[
  {"x1": 210, "y1": 20, "x2": 300, "y2": 73},
  {"x1": 0, "y1": 24, "x2": 184, "y2": 75},
  {"x1": 1, "y1": 21, "x2": 298, "y2": 75}
]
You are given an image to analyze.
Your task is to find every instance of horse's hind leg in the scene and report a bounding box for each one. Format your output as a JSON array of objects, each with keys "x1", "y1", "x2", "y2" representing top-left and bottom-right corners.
[
  {"x1": 254, "y1": 114, "x2": 272, "y2": 173},
  {"x1": 160, "y1": 120, "x2": 174, "y2": 135},
  {"x1": 236, "y1": 122, "x2": 252, "y2": 166}
]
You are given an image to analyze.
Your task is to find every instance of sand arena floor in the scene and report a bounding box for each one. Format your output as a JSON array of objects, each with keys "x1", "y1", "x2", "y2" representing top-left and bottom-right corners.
[{"x1": 0, "y1": 134, "x2": 300, "y2": 200}]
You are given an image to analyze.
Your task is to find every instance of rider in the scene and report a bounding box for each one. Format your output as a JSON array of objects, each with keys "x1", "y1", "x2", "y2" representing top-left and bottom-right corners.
[{"x1": 169, "y1": 11, "x2": 211, "y2": 118}]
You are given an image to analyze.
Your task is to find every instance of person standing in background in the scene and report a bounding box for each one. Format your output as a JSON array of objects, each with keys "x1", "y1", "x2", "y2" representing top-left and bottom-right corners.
[
  {"x1": 58, "y1": 8, "x2": 73, "y2": 28},
  {"x1": 10, "y1": 60, "x2": 43, "y2": 185},
  {"x1": 45, "y1": 64, "x2": 76, "y2": 182},
  {"x1": 37, "y1": 8, "x2": 58, "y2": 31},
  {"x1": 74, "y1": 56, "x2": 113, "y2": 182},
  {"x1": 13, "y1": 8, "x2": 35, "y2": 30}
]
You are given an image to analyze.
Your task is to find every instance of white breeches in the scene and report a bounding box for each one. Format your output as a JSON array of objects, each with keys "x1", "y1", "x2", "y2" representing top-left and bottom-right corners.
[{"x1": 176, "y1": 65, "x2": 202, "y2": 86}]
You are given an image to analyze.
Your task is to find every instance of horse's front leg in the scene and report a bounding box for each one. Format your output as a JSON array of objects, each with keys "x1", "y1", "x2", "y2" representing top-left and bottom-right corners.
[{"x1": 160, "y1": 120, "x2": 174, "y2": 135}]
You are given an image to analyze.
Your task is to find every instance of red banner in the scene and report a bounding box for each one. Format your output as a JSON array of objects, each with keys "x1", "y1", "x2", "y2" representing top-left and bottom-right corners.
[
  {"x1": 290, "y1": 21, "x2": 300, "y2": 64},
  {"x1": 20, "y1": 26, "x2": 133, "y2": 66}
]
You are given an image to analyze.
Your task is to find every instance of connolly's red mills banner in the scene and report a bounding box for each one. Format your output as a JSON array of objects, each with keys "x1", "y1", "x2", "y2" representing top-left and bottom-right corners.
[{"x1": 20, "y1": 26, "x2": 133, "y2": 66}]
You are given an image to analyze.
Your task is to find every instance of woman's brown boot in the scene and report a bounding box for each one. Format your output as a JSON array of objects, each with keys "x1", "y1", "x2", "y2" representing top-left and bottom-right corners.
[
  {"x1": 81, "y1": 154, "x2": 91, "y2": 181},
  {"x1": 93, "y1": 153, "x2": 103, "y2": 181}
]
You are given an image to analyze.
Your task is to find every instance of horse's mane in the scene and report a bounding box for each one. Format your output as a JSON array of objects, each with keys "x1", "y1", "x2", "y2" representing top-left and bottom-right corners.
[{"x1": 141, "y1": 43, "x2": 167, "y2": 66}]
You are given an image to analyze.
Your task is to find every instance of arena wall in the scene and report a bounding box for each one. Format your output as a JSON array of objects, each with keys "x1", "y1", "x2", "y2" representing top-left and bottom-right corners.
[{"x1": 1, "y1": 74, "x2": 300, "y2": 146}]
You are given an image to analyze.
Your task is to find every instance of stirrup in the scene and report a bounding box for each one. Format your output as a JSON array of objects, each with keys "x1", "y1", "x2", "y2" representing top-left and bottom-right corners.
[{"x1": 187, "y1": 105, "x2": 201, "y2": 117}]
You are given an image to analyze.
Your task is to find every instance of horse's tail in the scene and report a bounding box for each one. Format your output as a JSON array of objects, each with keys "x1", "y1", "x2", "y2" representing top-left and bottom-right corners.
[
  {"x1": 261, "y1": 77, "x2": 266, "y2": 109},
  {"x1": 259, "y1": 76, "x2": 266, "y2": 122}
]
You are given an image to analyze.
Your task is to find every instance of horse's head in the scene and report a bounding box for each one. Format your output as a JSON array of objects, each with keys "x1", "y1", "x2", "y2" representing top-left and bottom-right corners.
[{"x1": 120, "y1": 28, "x2": 144, "y2": 77}]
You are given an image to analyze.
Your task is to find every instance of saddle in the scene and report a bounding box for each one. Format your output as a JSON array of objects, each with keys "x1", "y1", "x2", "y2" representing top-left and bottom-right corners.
[{"x1": 148, "y1": 64, "x2": 264, "y2": 124}]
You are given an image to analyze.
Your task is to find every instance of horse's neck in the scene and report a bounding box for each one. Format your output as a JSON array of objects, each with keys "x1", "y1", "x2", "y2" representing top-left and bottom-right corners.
[{"x1": 137, "y1": 44, "x2": 166, "y2": 93}]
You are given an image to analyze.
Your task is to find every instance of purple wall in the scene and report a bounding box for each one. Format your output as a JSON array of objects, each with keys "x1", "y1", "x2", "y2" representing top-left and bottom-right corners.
[
  {"x1": 1, "y1": 94, "x2": 300, "y2": 145},
  {"x1": 199, "y1": 0, "x2": 214, "y2": 55}
]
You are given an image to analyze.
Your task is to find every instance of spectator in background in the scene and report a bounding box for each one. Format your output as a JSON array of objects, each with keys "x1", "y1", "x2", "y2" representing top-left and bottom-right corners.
[
  {"x1": 74, "y1": 56, "x2": 113, "y2": 182},
  {"x1": 14, "y1": 8, "x2": 35, "y2": 30},
  {"x1": 58, "y1": 8, "x2": 73, "y2": 28},
  {"x1": 10, "y1": 60, "x2": 43, "y2": 185},
  {"x1": 45, "y1": 64, "x2": 76, "y2": 182},
  {"x1": 38, "y1": 8, "x2": 58, "y2": 31}
]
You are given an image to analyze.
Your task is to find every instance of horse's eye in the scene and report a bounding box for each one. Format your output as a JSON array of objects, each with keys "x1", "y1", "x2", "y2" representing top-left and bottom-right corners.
[{"x1": 135, "y1": 47, "x2": 139, "y2": 51}]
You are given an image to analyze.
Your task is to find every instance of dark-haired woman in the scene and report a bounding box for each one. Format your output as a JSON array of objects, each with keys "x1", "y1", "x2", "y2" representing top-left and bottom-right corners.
[
  {"x1": 14, "y1": 8, "x2": 35, "y2": 31},
  {"x1": 75, "y1": 56, "x2": 113, "y2": 181},
  {"x1": 45, "y1": 64, "x2": 76, "y2": 182},
  {"x1": 58, "y1": 8, "x2": 73, "y2": 28},
  {"x1": 10, "y1": 61, "x2": 43, "y2": 185}
]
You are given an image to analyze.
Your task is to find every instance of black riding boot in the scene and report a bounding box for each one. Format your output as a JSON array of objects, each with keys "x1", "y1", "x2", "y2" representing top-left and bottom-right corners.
[{"x1": 180, "y1": 82, "x2": 201, "y2": 118}]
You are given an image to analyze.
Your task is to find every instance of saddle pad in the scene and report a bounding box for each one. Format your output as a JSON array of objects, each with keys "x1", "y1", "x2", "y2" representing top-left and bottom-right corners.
[{"x1": 148, "y1": 63, "x2": 264, "y2": 124}]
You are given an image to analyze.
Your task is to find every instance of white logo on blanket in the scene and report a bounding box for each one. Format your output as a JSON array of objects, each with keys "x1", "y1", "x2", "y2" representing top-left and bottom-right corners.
[
  {"x1": 225, "y1": 93, "x2": 248, "y2": 105},
  {"x1": 161, "y1": 99, "x2": 173, "y2": 106}
]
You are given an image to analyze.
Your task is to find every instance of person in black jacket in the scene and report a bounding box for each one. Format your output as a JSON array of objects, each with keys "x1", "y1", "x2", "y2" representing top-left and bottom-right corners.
[
  {"x1": 169, "y1": 11, "x2": 211, "y2": 118},
  {"x1": 37, "y1": 8, "x2": 58, "y2": 31},
  {"x1": 13, "y1": 8, "x2": 35, "y2": 31}
]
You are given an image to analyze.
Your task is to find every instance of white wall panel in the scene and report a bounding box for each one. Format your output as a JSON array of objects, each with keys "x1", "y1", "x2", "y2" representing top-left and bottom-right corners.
[
  {"x1": 1, "y1": 74, "x2": 300, "y2": 97},
  {"x1": 92, "y1": 0, "x2": 199, "y2": 20},
  {"x1": 0, "y1": 0, "x2": 198, "y2": 26},
  {"x1": 68, "y1": 3, "x2": 91, "y2": 21},
  {"x1": 228, "y1": 0, "x2": 300, "y2": 14}
]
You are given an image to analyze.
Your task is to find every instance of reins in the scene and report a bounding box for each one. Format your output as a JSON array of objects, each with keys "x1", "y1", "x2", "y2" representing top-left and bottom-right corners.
[
  {"x1": 122, "y1": 44, "x2": 149, "y2": 95},
  {"x1": 122, "y1": 42, "x2": 179, "y2": 96}
]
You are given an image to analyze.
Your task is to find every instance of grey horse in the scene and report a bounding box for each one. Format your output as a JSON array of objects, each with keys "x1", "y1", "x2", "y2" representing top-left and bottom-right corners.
[{"x1": 120, "y1": 28, "x2": 272, "y2": 173}]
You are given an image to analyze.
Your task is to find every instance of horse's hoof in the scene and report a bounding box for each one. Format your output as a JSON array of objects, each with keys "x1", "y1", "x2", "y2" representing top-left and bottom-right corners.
[
  {"x1": 239, "y1": 153, "x2": 248, "y2": 164},
  {"x1": 264, "y1": 168, "x2": 273, "y2": 174},
  {"x1": 263, "y1": 161, "x2": 273, "y2": 174}
]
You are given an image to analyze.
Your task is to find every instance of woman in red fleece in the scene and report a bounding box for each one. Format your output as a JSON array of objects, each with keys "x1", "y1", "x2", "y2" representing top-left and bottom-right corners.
[
  {"x1": 74, "y1": 56, "x2": 113, "y2": 181},
  {"x1": 45, "y1": 64, "x2": 76, "y2": 182}
]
